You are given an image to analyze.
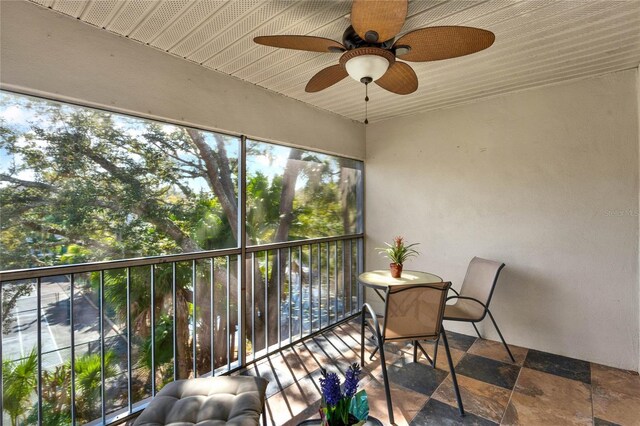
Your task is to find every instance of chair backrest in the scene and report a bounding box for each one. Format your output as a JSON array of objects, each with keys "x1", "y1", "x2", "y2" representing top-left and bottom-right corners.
[
  {"x1": 383, "y1": 281, "x2": 451, "y2": 342},
  {"x1": 459, "y1": 257, "x2": 505, "y2": 307}
]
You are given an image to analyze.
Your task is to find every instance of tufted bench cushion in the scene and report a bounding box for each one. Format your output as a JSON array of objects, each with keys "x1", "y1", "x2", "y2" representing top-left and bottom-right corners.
[{"x1": 133, "y1": 376, "x2": 268, "y2": 426}]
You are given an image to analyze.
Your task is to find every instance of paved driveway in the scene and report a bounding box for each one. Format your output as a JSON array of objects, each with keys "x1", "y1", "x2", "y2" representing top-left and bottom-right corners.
[{"x1": 3, "y1": 276, "x2": 120, "y2": 369}]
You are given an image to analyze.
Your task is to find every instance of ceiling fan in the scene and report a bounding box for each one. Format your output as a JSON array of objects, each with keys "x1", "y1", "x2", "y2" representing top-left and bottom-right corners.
[{"x1": 253, "y1": 0, "x2": 495, "y2": 97}]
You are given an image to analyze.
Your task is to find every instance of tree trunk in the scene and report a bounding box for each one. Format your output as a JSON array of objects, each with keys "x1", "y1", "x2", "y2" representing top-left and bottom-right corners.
[
  {"x1": 273, "y1": 149, "x2": 303, "y2": 242},
  {"x1": 174, "y1": 290, "x2": 192, "y2": 379},
  {"x1": 265, "y1": 149, "x2": 304, "y2": 347},
  {"x1": 338, "y1": 160, "x2": 361, "y2": 314},
  {"x1": 186, "y1": 129, "x2": 239, "y2": 239}
]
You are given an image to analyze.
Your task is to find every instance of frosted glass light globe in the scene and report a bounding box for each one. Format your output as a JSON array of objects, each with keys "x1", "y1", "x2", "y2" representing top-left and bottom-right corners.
[{"x1": 345, "y1": 54, "x2": 390, "y2": 83}]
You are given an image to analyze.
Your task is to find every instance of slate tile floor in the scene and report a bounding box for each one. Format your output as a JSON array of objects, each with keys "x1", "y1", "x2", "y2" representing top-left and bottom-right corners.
[{"x1": 237, "y1": 321, "x2": 640, "y2": 426}]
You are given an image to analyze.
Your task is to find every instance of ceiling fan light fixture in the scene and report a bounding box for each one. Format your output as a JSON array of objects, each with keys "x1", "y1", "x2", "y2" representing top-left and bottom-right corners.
[
  {"x1": 345, "y1": 54, "x2": 390, "y2": 82},
  {"x1": 340, "y1": 47, "x2": 396, "y2": 84}
]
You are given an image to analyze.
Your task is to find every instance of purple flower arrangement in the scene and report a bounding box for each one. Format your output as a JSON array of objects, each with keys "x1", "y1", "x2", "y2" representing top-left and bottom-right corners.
[{"x1": 319, "y1": 363, "x2": 369, "y2": 426}]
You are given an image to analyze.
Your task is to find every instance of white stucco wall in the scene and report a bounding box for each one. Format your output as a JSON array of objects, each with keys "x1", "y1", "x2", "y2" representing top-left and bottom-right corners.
[
  {"x1": 0, "y1": 0, "x2": 365, "y2": 160},
  {"x1": 366, "y1": 69, "x2": 640, "y2": 371}
]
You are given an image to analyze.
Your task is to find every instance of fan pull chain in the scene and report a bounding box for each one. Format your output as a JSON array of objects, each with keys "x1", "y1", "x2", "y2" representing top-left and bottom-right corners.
[{"x1": 364, "y1": 82, "x2": 369, "y2": 125}]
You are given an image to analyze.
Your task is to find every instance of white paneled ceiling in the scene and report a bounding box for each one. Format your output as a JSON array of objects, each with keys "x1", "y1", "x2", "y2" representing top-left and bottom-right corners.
[{"x1": 28, "y1": 0, "x2": 640, "y2": 123}]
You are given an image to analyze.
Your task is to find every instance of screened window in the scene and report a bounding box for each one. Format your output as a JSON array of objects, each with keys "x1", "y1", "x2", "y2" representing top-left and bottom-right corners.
[
  {"x1": 246, "y1": 139, "x2": 363, "y2": 245},
  {"x1": 0, "y1": 90, "x2": 364, "y2": 426},
  {"x1": 0, "y1": 91, "x2": 240, "y2": 270}
]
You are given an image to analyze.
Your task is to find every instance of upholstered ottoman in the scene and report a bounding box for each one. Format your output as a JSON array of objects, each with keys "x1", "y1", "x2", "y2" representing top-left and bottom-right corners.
[{"x1": 133, "y1": 376, "x2": 268, "y2": 426}]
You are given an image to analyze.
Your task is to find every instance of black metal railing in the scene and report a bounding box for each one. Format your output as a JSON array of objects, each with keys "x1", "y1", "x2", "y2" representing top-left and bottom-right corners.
[{"x1": 0, "y1": 234, "x2": 363, "y2": 426}]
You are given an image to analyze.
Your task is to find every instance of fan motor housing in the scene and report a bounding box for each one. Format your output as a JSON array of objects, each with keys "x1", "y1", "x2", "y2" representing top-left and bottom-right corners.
[
  {"x1": 342, "y1": 25, "x2": 394, "y2": 50},
  {"x1": 339, "y1": 47, "x2": 396, "y2": 67}
]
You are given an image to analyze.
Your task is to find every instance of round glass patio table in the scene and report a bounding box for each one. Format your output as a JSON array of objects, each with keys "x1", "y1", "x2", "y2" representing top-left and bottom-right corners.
[
  {"x1": 297, "y1": 417, "x2": 384, "y2": 426},
  {"x1": 358, "y1": 270, "x2": 443, "y2": 302},
  {"x1": 359, "y1": 270, "x2": 442, "y2": 288}
]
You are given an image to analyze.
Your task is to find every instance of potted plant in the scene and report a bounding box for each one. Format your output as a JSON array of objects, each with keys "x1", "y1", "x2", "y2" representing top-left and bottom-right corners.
[
  {"x1": 377, "y1": 236, "x2": 420, "y2": 278},
  {"x1": 319, "y1": 363, "x2": 369, "y2": 426}
]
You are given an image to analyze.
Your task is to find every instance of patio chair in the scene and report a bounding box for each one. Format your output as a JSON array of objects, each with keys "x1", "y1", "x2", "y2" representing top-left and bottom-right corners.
[
  {"x1": 360, "y1": 281, "x2": 464, "y2": 425},
  {"x1": 442, "y1": 257, "x2": 515, "y2": 363},
  {"x1": 133, "y1": 375, "x2": 268, "y2": 426}
]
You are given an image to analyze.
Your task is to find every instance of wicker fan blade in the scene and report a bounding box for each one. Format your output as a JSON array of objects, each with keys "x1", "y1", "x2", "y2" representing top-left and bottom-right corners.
[
  {"x1": 375, "y1": 61, "x2": 417, "y2": 95},
  {"x1": 394, "y1": 26, "x2": 495, "y2": 62},
  {"x1": 305, "y1": 64, "x2": 349, "y2": 93},
  {"x1": 254, "y1": 35, "x2": 345, "y2": 53},
  {"x1": 351, "y1": 0, "x2": 408, "y2": 43}
]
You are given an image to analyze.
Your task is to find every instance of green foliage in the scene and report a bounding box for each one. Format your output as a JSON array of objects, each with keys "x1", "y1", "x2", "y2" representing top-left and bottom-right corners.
[
  {"x1": 1, "y1": 280, "x2": 32, "y2": 334},
  {"x1": 322, "y1": 397, "x2": 352, "y2": 426},
  {"x1": 59, "y1": 244, "x2": 91, "y2": 265},
  {"x1": 377, "y1": 236, "x2": 420, "y2": 265},
  {"x1": 1, "y1": 92, "x2": 361, "y2": 269},
  {"x1": 1, "y1": 347, "x2": 118, "y2": 425},
  {"x1": 292, "y1": 180, "x2": 343, "y2": 239},
  {"x1": 2, "y1": 350, "x2": 37, "y2": 426},
  {"x1": 74, "y1": 351, "x2": 117, "y2": 422},
  {"x1": 193, "y1": 200, "x2": 235, "y2": 249},
  {"x1": 0, "y1": 92, "x2": 363, "y2": 423},
  {"x1": 15, "y1": 351, "x2": 118, "y2": 425},
  {"x1": 349, "y1": 390, "x2": 369, "y2": 422},
  {"x1": 141, "y1": 314, "x2": 175, "y2": 369},
  {"x1": 0, "y1": 95, "x2": 238, "y2": 270},
  {"x1": 27, "y1": 401, "x2": 71, "y2": 426},
  {"x1": 27, "y1": 365, "x2": 72, "y2": 426},
  {"x1": 246, "y1": 172, "x2": 284, "y2": 244}
]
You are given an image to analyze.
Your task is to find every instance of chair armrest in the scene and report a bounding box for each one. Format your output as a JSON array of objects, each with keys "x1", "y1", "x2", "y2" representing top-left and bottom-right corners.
[
  {"x1": 448, "y1": 287, "x2": 460, "y2": 296},
  {"x1": 361, "y1": 302, "x2": 384, "y2": 342},
  {"x1": 445, "y1": 295, "x2": 487, "y2": 309}
]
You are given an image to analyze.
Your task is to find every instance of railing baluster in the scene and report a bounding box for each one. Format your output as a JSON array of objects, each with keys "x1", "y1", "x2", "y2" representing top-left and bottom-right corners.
[
  {"x1": 348, "y1": 239, "x2": 353, "y2": 313},
  {"x1": 172, "y1": 263, "x2": 177, "y2": 382},
  {"x1": 326, "y1": 242, "x2": 330, "y2": 326},
  {"x1": 126, "y1": 268, "x2": 132, "y2": 413},
  {"x1": 357, "y1": 238, "x2": 364, "y2": 307},
  {"x1": 100, "y1": 271, "x2": 106, "y2": 423},
  {"x1": 298, "y1": 246, "x2": 302, "y2": 339},
  {"x1": 264, "y1": 251, "x2": 269, "y2": 352},
  {"x1": 237, "y1": 254, "x2": 244, "y2": 367},
  {"x1": 304, "y1": 246, "x2": 313, "y2": 335},
  {"x1": 226, "y1": 256, "x2": 230, "y2": 371},
  {"x1": 336, "y1": 241, "x2": 350, "y2": 318},
  {"x1": 298, "y1": 248, "x2": 304, "y2": 338},
  {"x1": 150, "y1": 265, "x2": 156, "y2": 396},
  {"x1": 36, "y1": 277, "x2": 43, "y2": 425},
  {"x1": 251, "y1": 252, "x2": 256, "y2": 362},
  {"x1": 210, "y1": 258, "x2": 215, "y2": 375},
  {"x1": 308, "y1": 244, "x2": 312, "y2": 335},
  {"x1": 287, "y1": 248, "x2": 294, "y2": 341},
  {"x1": 238, "y1": 255, "x2": 244, "y2": 367},
  {"x1": 348, "y1": 240, "x2": 353, "y2": 314},
  {"x1": 0, "y1": 282, "x2": 3, "y2": 426},
  {"x1": 318, "y1": 243, "x2": 321, "y2": 331},
  {"x1": 288, "y1": 248, "x2": 292, "y2": 343},
  {"x1": 334, "y1": 241, "x2": 338, "y2": 325},
  {"x1": 0, "y1": 282, "x2": 2, "y2": 426},
  {"x1": 277, "y1": 249, "x2": 281, "y2": 350},
  {"x1": 192, "y1": 260, "x2": 197, "y2": 377},
  {"x1": 70, "y1": 275, "x2": 76, "y2": 425},
  {"x1": 209, "y1": 257, "x2": 216, "y2": 377}
]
